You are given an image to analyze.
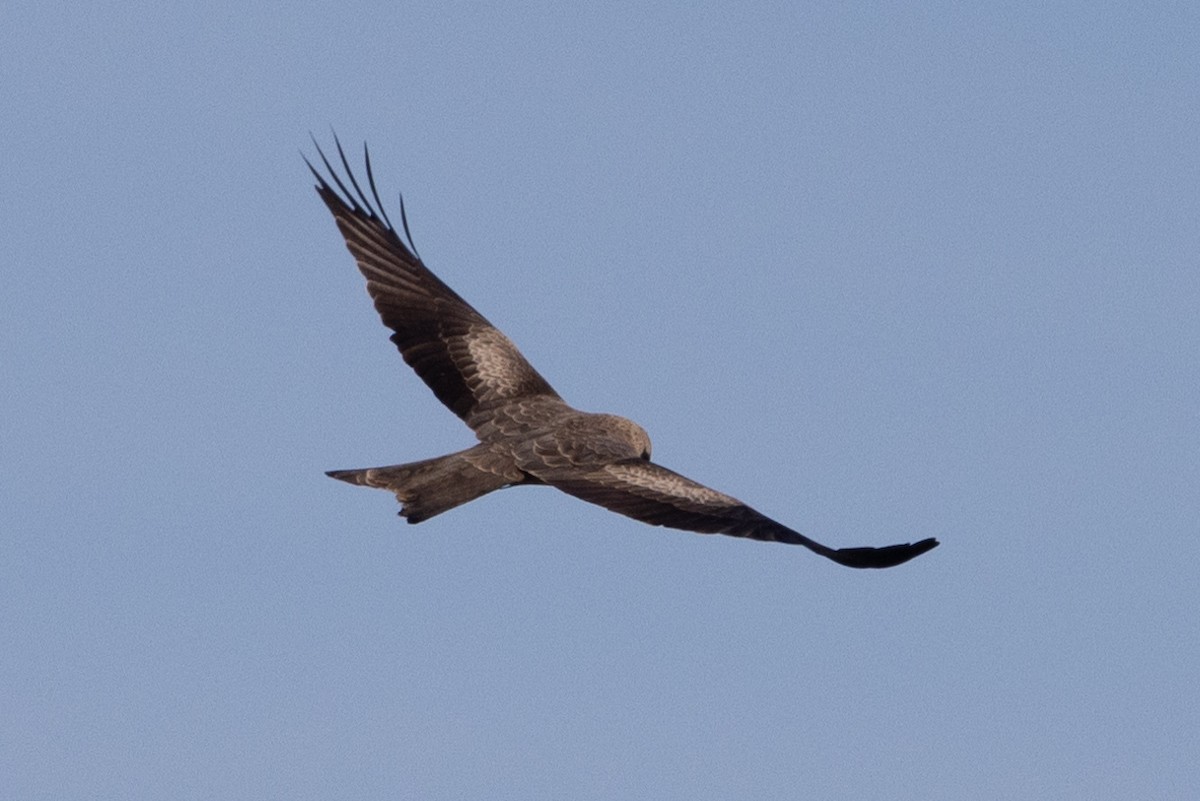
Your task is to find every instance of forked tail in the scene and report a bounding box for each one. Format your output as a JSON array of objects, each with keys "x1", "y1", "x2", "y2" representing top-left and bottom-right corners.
[{"x1": 326, "y1": 448, "x2": 515, "y2": 523}]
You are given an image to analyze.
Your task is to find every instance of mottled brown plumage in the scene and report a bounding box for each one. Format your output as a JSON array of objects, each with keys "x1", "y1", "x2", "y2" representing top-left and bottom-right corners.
[{"x1": 311, "y1": 138, "x2": 938, "y2": 568}]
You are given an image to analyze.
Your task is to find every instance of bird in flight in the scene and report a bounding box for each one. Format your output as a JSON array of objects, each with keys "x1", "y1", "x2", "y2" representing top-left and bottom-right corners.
[{"x1": 309, "y1": 137, "x2": 939, "y2": 568}]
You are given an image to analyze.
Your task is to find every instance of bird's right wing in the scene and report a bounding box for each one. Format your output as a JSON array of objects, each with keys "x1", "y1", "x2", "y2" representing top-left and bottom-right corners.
[
  {"x1": 541, "y1": 459, "x2": 939, "y2": 568},
  {"x1": 308, "y1": 137, "x2": 561, "y2": 431}
]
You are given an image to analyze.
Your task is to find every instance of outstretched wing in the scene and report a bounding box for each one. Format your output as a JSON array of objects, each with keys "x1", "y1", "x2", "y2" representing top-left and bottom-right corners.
[
  {"x1": 541, "y1": 459, "x2": 938, "y2": 568},
  {"x1": 308, "y1": 137, "x2": 560, "y2": 430}
]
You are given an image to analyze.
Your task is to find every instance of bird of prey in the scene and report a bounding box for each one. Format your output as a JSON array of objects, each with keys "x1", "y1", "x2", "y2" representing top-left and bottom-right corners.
[{"x1": 309, "y1": 138, "x2": 939, "y2": 569}]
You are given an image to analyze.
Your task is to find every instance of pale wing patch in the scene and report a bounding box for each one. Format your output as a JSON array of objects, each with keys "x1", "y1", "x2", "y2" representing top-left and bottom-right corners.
[
  {"x1": 604, "y1": 462, "x2": 742, "y2": 508},
  {"x1": 465, "y1": 326, "x2": 534, "y2": 399}
]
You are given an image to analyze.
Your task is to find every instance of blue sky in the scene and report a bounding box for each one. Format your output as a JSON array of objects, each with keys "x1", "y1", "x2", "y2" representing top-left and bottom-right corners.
[{"x1": 4, "y1": 2, "x2": 1198, "y2": 798}]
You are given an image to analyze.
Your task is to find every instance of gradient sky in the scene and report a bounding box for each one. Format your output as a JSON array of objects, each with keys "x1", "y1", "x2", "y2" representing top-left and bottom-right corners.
[{"x1": 4, "y1": 2, "x2": 1198, "y2": 798}]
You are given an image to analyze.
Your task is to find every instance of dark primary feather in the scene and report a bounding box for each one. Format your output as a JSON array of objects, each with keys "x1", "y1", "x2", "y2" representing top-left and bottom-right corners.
[
  {"x1": 540, "y1": 459, "x2": 938, "y2": 568},
  {"x1": 307, "y1": 137, "x2": 560, "y2": 429}
]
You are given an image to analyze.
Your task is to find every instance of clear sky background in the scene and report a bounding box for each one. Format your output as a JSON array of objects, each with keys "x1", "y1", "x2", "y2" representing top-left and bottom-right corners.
[{"x1": 3, "y1": 2, "x2": 1198, "y2": 798}]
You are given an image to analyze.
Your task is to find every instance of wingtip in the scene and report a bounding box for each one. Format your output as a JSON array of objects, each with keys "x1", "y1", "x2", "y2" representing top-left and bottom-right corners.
[{"x1": 829, "y1": 536, "x2": 940, "y2": 569}]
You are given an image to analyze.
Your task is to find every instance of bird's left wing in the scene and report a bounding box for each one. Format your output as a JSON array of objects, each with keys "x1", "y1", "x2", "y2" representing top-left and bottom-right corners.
[
  {"x1": 540, "y1": 459, "x2": 939, "y2": 568},
  {"x1": 307, "y1": 137, "x2": 561, "y2": 431}
]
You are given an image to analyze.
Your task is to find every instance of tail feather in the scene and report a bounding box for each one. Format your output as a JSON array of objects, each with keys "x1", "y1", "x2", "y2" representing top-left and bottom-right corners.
[{"x1": 327, "y1": 447, "x2": 516, "y2": 523}]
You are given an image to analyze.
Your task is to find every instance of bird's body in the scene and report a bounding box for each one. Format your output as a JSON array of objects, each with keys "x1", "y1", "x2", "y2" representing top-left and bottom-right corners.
[{"x1": 310, "y1": 138, "x2": 938, "y2": 568}]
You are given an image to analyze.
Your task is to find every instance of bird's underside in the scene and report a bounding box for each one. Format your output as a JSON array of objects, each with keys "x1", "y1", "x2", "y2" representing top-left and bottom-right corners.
[{"x1": 310, "y1": 136, "x2": 939, "y2": 569}]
